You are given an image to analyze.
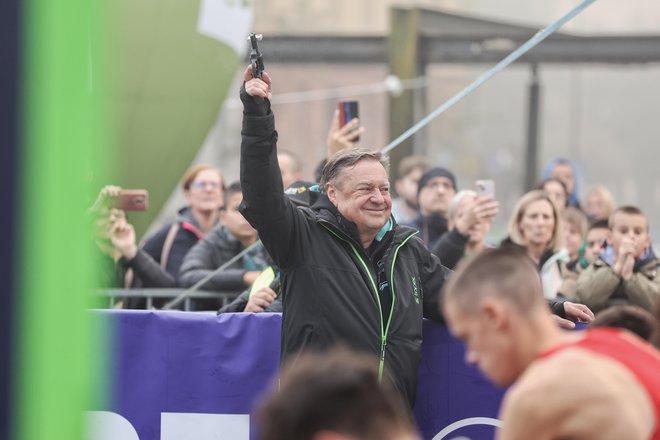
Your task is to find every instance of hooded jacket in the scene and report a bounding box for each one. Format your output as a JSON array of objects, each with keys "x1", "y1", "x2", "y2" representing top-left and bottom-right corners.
[{"x1": 239, "y1": 87, "x2": 451, "y2": 407}]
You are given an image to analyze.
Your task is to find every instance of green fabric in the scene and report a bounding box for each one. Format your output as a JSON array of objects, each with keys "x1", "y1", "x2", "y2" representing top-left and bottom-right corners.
[{"x1": 17, "y1": 0, "x2": 111, "y2": 438}]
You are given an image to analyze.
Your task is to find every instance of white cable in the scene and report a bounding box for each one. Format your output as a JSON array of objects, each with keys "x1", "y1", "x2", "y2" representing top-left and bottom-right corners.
[{"x1": 381, "y1": 0, "x2": 598, "y2": 155}]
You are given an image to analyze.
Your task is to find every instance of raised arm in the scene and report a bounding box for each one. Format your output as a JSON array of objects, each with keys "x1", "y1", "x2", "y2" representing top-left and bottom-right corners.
[{"x1": 239, "y1": 66, "x2": 305, "y2": 268}]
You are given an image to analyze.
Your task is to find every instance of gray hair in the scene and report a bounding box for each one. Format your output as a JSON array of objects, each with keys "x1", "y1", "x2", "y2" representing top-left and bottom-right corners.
[
  {"x1": 447, "y1": 190, "x2": 477, "y2": 222},
  {"x1": 320, "y1": 149, "x2": 389, "y2": 191}
]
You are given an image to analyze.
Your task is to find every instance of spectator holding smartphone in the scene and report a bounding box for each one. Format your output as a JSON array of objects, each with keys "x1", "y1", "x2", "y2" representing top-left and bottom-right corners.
[
  {"x1": 109, "y1": 164, "x2": 225, "y2": 307},
  {"x1": 432, "y1": 189, "x2": 498, "y2": 270}
]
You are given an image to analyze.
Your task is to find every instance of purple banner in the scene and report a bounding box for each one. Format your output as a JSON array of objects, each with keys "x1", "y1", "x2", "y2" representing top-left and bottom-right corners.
[{"x1": 91, "y1": 311, "x2": 503, "y2": 440}]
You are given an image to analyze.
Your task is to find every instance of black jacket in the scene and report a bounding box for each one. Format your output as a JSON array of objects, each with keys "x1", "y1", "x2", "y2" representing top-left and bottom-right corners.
[
  {"x1": 239, "y1": 88, "x2": 451, "y2": 406},
  {"x1": 407, "y1": 213, "x2": 448, "y2": 250},
  {"x1": 135, "y1": 207, "x2": 208, "y2": 287},
  {"x1": 432, "y1": 228, "x2": 470, "y2": 270},
  {"x1": 179, "y1": 223, "x2": 271, "y2": 292},
  {"x1": 124, "y1": 207, "x2": 211, "y2": 308}
]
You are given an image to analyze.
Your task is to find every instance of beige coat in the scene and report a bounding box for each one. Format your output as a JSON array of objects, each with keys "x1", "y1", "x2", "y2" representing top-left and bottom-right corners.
[{"x1": 576, "y1": 257, "x2": 660, "y2": 312}]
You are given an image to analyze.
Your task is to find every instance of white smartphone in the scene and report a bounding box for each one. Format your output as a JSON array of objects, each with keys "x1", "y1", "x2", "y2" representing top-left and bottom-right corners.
[{"x1": 475, "y1": 180, "x2": 495, "y2": 197}]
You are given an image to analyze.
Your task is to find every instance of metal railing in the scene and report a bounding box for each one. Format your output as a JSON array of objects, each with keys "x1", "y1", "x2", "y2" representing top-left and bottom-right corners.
[{"x1": 96, "y1": 288, "x2": 241, "y2": 312}]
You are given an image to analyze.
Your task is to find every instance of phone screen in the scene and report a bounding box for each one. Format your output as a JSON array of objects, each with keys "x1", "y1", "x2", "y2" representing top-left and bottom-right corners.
[
  {"x1": 114, "y1": 190, "x2": 149, "y2": 211},
  {"x1": 338, "y1": 100, "x2": 360, "y2": 141}
]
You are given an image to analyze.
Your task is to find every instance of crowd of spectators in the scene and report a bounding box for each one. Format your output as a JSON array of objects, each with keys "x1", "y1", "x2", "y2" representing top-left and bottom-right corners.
[{"x1": 86, "y1": 65, "x2": 660, "y2": 436}]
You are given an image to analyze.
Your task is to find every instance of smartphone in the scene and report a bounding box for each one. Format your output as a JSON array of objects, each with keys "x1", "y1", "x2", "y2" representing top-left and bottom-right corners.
[
  {"x1": 338, "y1": 100, "x2": 360, "y2": 141},
  {"x1": 114, "y1": 189, "x2": 149, "y2": 211},
  {"x1": 475, "y1": 180, "x2": 495, "y2": 197}
]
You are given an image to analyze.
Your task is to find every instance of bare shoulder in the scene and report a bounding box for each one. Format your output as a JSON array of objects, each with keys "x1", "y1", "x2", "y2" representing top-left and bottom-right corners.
[{"x1": 498, "y1": 348, "x2": 655, "y2": 440}]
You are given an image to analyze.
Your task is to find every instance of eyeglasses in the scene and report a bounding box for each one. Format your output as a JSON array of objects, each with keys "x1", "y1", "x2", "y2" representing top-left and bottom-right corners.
[{"x1": 191, "y1": 181, "x2": 223, "y2": 190}]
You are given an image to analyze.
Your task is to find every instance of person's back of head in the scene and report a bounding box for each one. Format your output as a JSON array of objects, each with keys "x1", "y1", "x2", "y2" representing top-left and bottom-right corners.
[
  {"x1": 590, "y1": 305, "x2": 658, "y2": 341},
  {"x1": 444, "y1": 248, "x2": 546, "y2": 316},
  {"x1": 257, "y1": 347, "x2": 417, "y2": 440},
  {"x1": 442, "y1": 248, "x2": 553, "y2": 386}
]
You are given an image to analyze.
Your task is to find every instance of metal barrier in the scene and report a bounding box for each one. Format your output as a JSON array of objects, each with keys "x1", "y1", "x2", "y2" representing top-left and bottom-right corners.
[{"x1": 96, "y1": 288, "x2": 241, "y2": 311}]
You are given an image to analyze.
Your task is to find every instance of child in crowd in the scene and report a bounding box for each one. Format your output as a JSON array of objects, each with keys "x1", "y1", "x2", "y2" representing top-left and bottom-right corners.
[
  {"x1": 577, "y1": 206, "x2": 660, "y2": 313},
  {"x1": 584, "y1": 219, "x2": 611, "y2": 264},
  {"x1": 558, "y1": 207, "x2": 588, "y2": 298}
]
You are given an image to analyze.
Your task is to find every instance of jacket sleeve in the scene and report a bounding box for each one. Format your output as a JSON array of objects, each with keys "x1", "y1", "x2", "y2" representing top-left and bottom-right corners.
[
  {"x1": 418, "y1": 239, "x2": 453, "y2": 323},
  {"x1": 576, "y1": 263, "x2": 620, "y2": 310},
  {"x1": 431, "y1": 229, "x2": 469, "y2": 271},
  {"x1": 621, "y1": 270, "x2": 660, "y2": 310},
  {"x1": 547, "y1": 298, "x2": 566, "y2": 318},
  {"x1": 125, "y1": 249, "x2": 176, "y2": 288},
  {"x1": 217, "y1": 290, "x2": 250, "y2": 314},
  {"x1": 178, "y1": 239, "x2": 247, "y2": 292},
  {"x1": 140, "y1": 224, "x2": 170, "y2": 261},
  {"x1": 238, "y1": 85, "x2": 306, "y2": 269}
]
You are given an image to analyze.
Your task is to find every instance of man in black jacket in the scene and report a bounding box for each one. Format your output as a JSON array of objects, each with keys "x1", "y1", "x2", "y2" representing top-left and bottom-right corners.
[{"x1": 239, "y1": 66, "x2": 451, "y2": 407}]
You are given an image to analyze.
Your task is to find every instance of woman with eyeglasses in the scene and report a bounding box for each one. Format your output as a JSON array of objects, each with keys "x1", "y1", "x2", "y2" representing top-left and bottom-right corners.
[{"x1": 109, "y1": 164, "x2": 225, "y2": 307}]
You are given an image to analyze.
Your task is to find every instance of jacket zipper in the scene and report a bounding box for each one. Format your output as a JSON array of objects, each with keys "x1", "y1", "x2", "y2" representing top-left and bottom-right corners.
[{"x1": 320, "y1": 222, "x2": 417, "y2": 381}]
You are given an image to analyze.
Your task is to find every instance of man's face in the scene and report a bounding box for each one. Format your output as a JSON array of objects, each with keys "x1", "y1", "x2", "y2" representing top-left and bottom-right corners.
[
  {"x1": 418, "y1": 176, "x2": 456, "y2": 217},
  {"x1": 585, "y1": 227, "x2": 610, "y2": 263},
  {"x1": 327, "y1": 159, "x2": 392, "y2": 237},
  {"x1": 445, "y1": 299, "x2": 520, "y2": 387},
  {"x1": 610, "y1": 212, "x2": 649, "y2": 259},
  {"x1": 394, "y1": 167, "x2": 423, "y2": 207},
  {"x1": 550, "y1": 163, "x2": 574, "y2": 195},
  {"x1": 220, "y1": 192, "x2": 257, "y2": 243}
]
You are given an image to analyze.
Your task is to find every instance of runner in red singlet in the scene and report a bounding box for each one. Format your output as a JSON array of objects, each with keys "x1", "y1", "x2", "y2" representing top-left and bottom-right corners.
[{"x1": 442, "y1": 248, "x2": 660, "y2": 440}]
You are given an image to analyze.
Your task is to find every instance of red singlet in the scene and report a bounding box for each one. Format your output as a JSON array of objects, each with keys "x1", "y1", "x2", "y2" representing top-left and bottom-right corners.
[{"x1": 540, "y1": 328, "x2": 660, "y2": 440}]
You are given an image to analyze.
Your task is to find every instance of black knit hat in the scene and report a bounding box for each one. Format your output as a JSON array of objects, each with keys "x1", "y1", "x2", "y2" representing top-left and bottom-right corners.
[{"x1": 417, "y1": 167, "x2": 457, "y2": 196}]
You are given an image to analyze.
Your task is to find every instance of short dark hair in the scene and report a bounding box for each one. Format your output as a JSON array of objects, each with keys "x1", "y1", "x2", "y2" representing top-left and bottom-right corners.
[
  {"x1": 224, "y1": 181, "x2": 242, "y2": 200},
  {"x1": 257, "y1": 347, "x2": 413, "y2": 440},
  {"x1": 320, "y1": 149, "x2": 389, "y2": 191},
  {"x1": 443, "y1": 248, "x2": 546, "y2": 315},
  {"x1": 588, "y1": 219, "x2": 610, "y2": 232},
  {"x1": 590, "y1": 306, "x2": 658, "y2": 341}
]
